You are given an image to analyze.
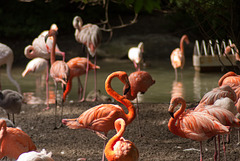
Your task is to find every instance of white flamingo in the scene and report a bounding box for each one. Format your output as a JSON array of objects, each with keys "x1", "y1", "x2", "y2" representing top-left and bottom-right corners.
[
  {"x1": 73, "y1": 15, "x2": 102, "y2": 102},
  {"x1": 17, "y1": 149, "x2": 54, "y2": 161},
  {"x1": 0, "y1": 43, "x2": 21, "y2": 93},
  {"x1": 128, "y1": 42, "x2": 144, "y2": 71}
]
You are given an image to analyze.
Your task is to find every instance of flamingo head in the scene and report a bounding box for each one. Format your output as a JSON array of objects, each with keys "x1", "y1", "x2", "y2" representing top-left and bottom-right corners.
[
  {"x1": 183, "y1": 35, "x2": 190, "y2": 45},
  {"x1": 45, "y1": 24, "x2": 58, "y2": 42},
  {"x1": 168, "y1": 96, "x2": 185, "y2": 118},
  {"x1": 138, "y1": 42, "x2": 144, "y2": 53},
  {"x1": 73, "y1": 16, "x2": 83, "y2": 30}
]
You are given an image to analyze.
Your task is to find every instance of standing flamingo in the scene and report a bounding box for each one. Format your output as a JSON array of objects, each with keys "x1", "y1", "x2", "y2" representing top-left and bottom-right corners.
[
  {"x1": 22, "y1": 57, "x2": 48, "y2": 90},
  {"x1": 128, "y1": 42, "x2": 144, "y2": 71},
  {"x1": 0, "y1": 43, "x2": 21, "y2": 93},
  {"x1": 123, "y1": 70, "x2": 155, "y2": 136},
  {"x1": 62, "y1": 57, "x2": 100, "y2": 102},
  {"x1": 168, "y1": 96, "x2": 230, "y2": 161},
  {"x1": 0, "y1": 89, "x2": 23, "y2": 124},
  {"x1": 0, "y1": 119, "x2": 36, "y2": 160},
  {"x1": 17, "y1": 149, "x2": 54, "y2": 161},
  {"x1": 62, "y1": 71, "x2": 136, "y2": 161},
  {"x1": 24, "y1": 30, "x2": 65, "y2": 111},
  {"x1": 73, "y1": 15, "x2": 102, "y2": 102},
  {"x1": 46, "y1": 24, "x2": 70, "y2": 129},
  {"x1": 104, "y1": 118, "x2": 139, "y2": 161},
  {"x1": 170, "y1": 35, "x2": 189, "y2": 79}
]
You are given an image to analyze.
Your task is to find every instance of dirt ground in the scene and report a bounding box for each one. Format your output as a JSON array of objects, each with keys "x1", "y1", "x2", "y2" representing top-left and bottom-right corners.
[{"x1": 1, "y1": 100, "x2": 240, "y2": 161}]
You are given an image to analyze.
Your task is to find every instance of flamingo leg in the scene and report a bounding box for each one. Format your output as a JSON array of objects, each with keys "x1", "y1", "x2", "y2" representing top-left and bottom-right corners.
[
  {"x1": 80, "y1": 52, "x2": 89, "y2": 102},
  {"x1": 54, "y1": 81, "x2": 58, "y2": 129},
  {"x1": 133, "y1": 61, "x2": 138, "y2": 71},
  {"x1": 101, "y1": 133, "x2": 108, "y2": 161},
  {"x1": 12, "y1": 113, "x2": 15, "y2": 125},
  {"x1": 136, "y1": 96, "x2": 142, "y2": 137},
  {"x1": 214, "y1": 137, "x2": 217, "y2": 161},
  {"x1": 200, "y1": 141, "x2": 203, "y2": 161},
  {"x1": 222, "y1": 135, "x2": 227, "y2": 161},
  {"x1": 77, "y1": 77, "x2": 83, "y2": 101},
  {"x1": 44, "y1": 62, "x2": 50, "y2": 110},
  {"x1": 92, "y1": 55, "x2": 97, "y2": 101},
  {"x1": 218, "y1": 135, "x2": 220, "y2": 161}
]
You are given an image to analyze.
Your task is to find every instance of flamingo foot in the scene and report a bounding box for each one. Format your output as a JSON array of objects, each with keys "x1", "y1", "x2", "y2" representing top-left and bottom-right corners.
[
  {"x1": 79, "y1": 98, "x2": 85, "y2": 102},
  {"x1": 54, "y1": 123, "x2": 63, "y2": 130}
]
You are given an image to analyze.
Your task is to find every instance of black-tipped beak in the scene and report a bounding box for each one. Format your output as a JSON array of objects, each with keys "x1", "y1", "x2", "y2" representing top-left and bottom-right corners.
[
  {"x1": 45, "y1": 33, "x2": 49, "y2": 42},
  {"x1": 124, "y1": 85, "x2": 130, "y2": 95},
  {"x1": 169, "y1": 111, "x2": 174, "y2": 118}
]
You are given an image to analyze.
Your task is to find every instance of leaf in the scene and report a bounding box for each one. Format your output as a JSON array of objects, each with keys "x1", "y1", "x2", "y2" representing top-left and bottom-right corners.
[{"x1": 134, "y1": 0, "x2": 144, "y2": 13}]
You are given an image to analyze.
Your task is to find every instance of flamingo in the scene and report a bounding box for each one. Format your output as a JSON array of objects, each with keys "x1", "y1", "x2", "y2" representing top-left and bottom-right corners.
[
  {"x1": 17, "y1": 149, "x2": 54, "y2": 161},
  {"x1": 0, "y1": 89, "x2": 23, "y2": 124},
  {"x1": 62, "y1": 57, "x2": 100, "y2": 102},
  {"x1": 218, "y1": 71, "x2": 240, "y2": 88},
  {"x1": 62, "y1": 71, "x2": 136, "y2": 161},
  {"x1": 22, "y1": 57, "x2": 48, "y2": 90},
  {"x1": 194, "y1": 98, "x2": 240, "y2": 160},
  {"x1": 168, "y1": 96, "x2": 230, "y2": 161},
  {"x1": 72, "y1": 15, "x2": 102, "y2": 102},
  {"x1": 170, "y1": 35, "x2": 189, "y2": 79},
  {"x1": 104, "y1": 118, "x2": 139, "y2": 161},
  {"x1": 0, "y1": 43, "x2": 21, "y2": 93},
  {"x1": 0, "y1": 119, "x2": 36, "y2": 160},
  {"x1": 24, "y1": 30, "x2": 65, "y2": 111},
  {"x1": 123, "y1": 70, "x2": 155, "y2": 136},
  {"x1": 128, "y1": 42, "x2": 144, "y2": 71},
  {"x1": 46, "y1": 24, "x2": 70, "y2": 129}
]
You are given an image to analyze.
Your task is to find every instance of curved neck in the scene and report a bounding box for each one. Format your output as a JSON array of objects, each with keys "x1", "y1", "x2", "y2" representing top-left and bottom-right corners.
[
  {"x1": 105, "y1": 73, "x2": 135, "y2": 124},
  {"x1": 168, "y1": 99, "x2": 186, "y2": 137},
  {"x1": 105, "y1": 119, "x2": 125, "y2": 158},
  {"x1": 218, "y1": 71, "x2": 237, "y2": 86},
  {"x1": 0, "y1": 121, "x2": 7, "y2": 146},
  {"x1": 50, "y1": 34, "x2": 56, "y2": 65},
  {"x1": 24, "y1": 45, "x2": 35, "y2": 59},
  {"x1": 62, "y1": 76, "x2": 73, "y2": 102},
  {"x1": 180, "y1": 35, "x2": 187, "y2": 54},
  {"x1": 6, "y1": 60, "x2": 21, "y2": 93}
]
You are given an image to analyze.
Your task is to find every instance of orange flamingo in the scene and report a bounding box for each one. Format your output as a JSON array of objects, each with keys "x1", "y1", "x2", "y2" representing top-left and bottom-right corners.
[
  {"x1": 73, "y1": 15, "x2": 102, "y2": 102},
  {"x1": 0, "y1": 89, "x2": 23, "y2": 124},
  {"x1": 0, "y1": 43, "x2": 21, "y2": 93},
  {"x1": 62, "y1": 71, "x2": 136, "y2": 161},
  {"x1": 104, "y1": 118, "x2": 139, "y2": 161},
  {"x1": 123, "y1": 70, "x2": 155, "y2": 136},
  {"x1": 218, "y1": 71, "x2": 240, "y2": 87},
  {"x1": 46, "y1": 24, "x2": 70, "y2": 129},
  {"x1": 62, "y1": 57, "x2": 100, "y2": 102},
  {"x1": 24, "y1": 30, "x2": 65, "y2": 111},
  {"x1": 168, "y1": 96, "x2": 230, "y2": 161},
  {"x1": 128, "y1": 42, "x2": 144, "y2": 71},
  {"x1": 170, "y1": 35, "x2": 189, "y2": 79},
  {"x1": 0, "y1": 119, "x2": 36, "y2": 160}
]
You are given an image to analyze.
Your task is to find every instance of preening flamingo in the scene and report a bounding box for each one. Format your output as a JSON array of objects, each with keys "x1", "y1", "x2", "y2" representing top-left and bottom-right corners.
[
  {"x1": 46, "y1": 24, "x2": 70, "y2": 129},
  {"x1": 104, "y1": 118, "x2": 139, "y2": 161},
  {"x1": 62, "y1": 71, "x2": 136, "y2": 161},
  {"x1": 168, "y1": 96, "x2": 230, "y2": 161},
  {"x1": 0, "y1": 89, "x2": 23, "y2": 124},
  {"x1": 0, "y1": 119, "x2": 36, "y2": 160},
  {"x1": 123, "y1": 70, "x2": 155, "y2": 136},
  {"x1": 73, "y1": 15, "x2": 102, "y2": 102},
  {"x1": 0, "y1": 43, "x2": 21, "y2": 93},
  {"x1": 128, "y1": 42, "x2": 144, "y2": 71},
  {"x1": 218, "y1": 71, "x2": 240, "y2": 88},
  {"x1": 24, "y1": 30, "x2": 65, "y2": 110},
  {"x1": 62, "y1": 57, "x2": 100, "y2": 102},
  {"x1": 22, "y1": 57, "x2": 48, "y2": 91},
  {"x1": 17, "y1": 149, "x2": 54, "y2": 161},
  {"x1": 170, "y1": 35, "x2": 189, "y2": 79}
]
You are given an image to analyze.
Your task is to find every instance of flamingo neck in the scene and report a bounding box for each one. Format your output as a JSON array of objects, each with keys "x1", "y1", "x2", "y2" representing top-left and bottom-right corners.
[
  {"x1": 62, "y1": 76, "x2": 73, "y2": 102},
  {"x1": 105, "y1": 73, "x2": 136, "y2": 125},
  {"x1": 218, "y1": 71, "x2": 237, "y2": 86},
  {"x1": 105, "y1": 119, "x2": 125, "y2": 159},
  {"x1": 168, "y1": 99, "x2": 186, "y2": 137},
  {"x1": 50, "y1": 35, "x2": 56, "y2": 65},
  {"x1": 180, "y1": 36, "x2": 187, "y2": 54},
  {"x1": 0, "y1": 121, "x2": 7, "y2": 146}
]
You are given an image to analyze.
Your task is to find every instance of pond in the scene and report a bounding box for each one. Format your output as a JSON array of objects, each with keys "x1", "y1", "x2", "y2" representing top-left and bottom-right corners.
[{"x1": 0, "y1": 58, "x2": 224, "y2": 104}]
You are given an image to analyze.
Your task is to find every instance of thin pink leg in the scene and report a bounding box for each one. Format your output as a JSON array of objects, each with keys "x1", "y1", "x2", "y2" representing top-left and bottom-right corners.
[
  {"x1": 92, "y1": 55, "x2": 97, "y2": 101},
  {"x1": 77, "y1": 77, "x2": 83, "y2": 101},
  {"x1": 200, "y1": 141, "x2": 203, "y2": 161},
  {"x1": 80, "y1": 53, "x2": 89, "y2": 102},
  {"x1": 222, "y1": 135, "x2": 227, "y2": 161},
  {"x1": 44, "y1": 62, "x2": 50, "y2": 110}
]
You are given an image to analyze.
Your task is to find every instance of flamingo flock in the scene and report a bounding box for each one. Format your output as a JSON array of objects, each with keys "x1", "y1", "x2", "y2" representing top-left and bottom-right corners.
[{"x1": 0, "y1": 15, "x2": 240, "y2": 161}]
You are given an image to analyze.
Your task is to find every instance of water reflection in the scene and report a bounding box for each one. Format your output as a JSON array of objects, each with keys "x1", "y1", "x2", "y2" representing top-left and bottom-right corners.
[
  {"x1": 193, "y1": 71, "x2": 202, "y2": 101},
  {"x1": 171, "y1": 80, "x2": 184, "y2": 98}
]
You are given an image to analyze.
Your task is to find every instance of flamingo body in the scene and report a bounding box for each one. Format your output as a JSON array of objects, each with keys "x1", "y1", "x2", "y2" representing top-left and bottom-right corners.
[
  {"x1": 218, "y1": 71, "x2": 240, "y2": 87},
  {"x1": 0, "y1": 119, "x2": 36, "y2": 160},
  {"x1": 50, "y1": 61, "x2": 69, "y2": 85},
  {"x1": 105, "y1": 118, "x2": 139, "y2": 161},
  {"x1": 62, "y1": 57, "x2": 100, "y2": 102},
  {"x1": 17, "y1": 149, "x2": 54, "y2": 161},
  {"x1": 0, "y1": 43, "x2": 21, "y2": 93},
  {"x1": 22, "y1": 57, "x2": 48, "y2": 77},
  {"x1": 128, "y1": 42, "x2": 144, "y2": 71}
]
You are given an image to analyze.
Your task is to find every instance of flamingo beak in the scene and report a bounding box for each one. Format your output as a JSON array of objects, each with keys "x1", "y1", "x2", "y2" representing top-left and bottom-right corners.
[
  {"x1": 169, "y1": 112, "x2": 174, "y2": 118},
  {"x1": 124, "y1": 85, "x2": 130, "y2": 95},
  {"x1": 45, "y1": 34, "x2": 49, "y2": 43}
]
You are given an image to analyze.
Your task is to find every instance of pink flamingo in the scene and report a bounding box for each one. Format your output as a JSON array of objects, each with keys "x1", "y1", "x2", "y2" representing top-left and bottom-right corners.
[
  {"x1": 128, "y1": 42, "x2": 144, "y2": 71},
  {"x1": 62, "y1": 57, "x2": 100, "y2": 102},
  {"x1": 168, "y1": 96, "x2": 230, "y2": 161},
  {"x1": 46, "y1": 24, "x2": 70, "y2": 129},
  {"x1": 0, "y1": 43, "x2": 21, "y2": 93},
  {"x1": 73, "y1": 15, "x2": 102, "y2": 102},
  {"x1": 170, "y1": 35, "x2": 189, "y2": 79},
  {"x1": 24, "y1": 30, "x2": 65, "y2": 110}
]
